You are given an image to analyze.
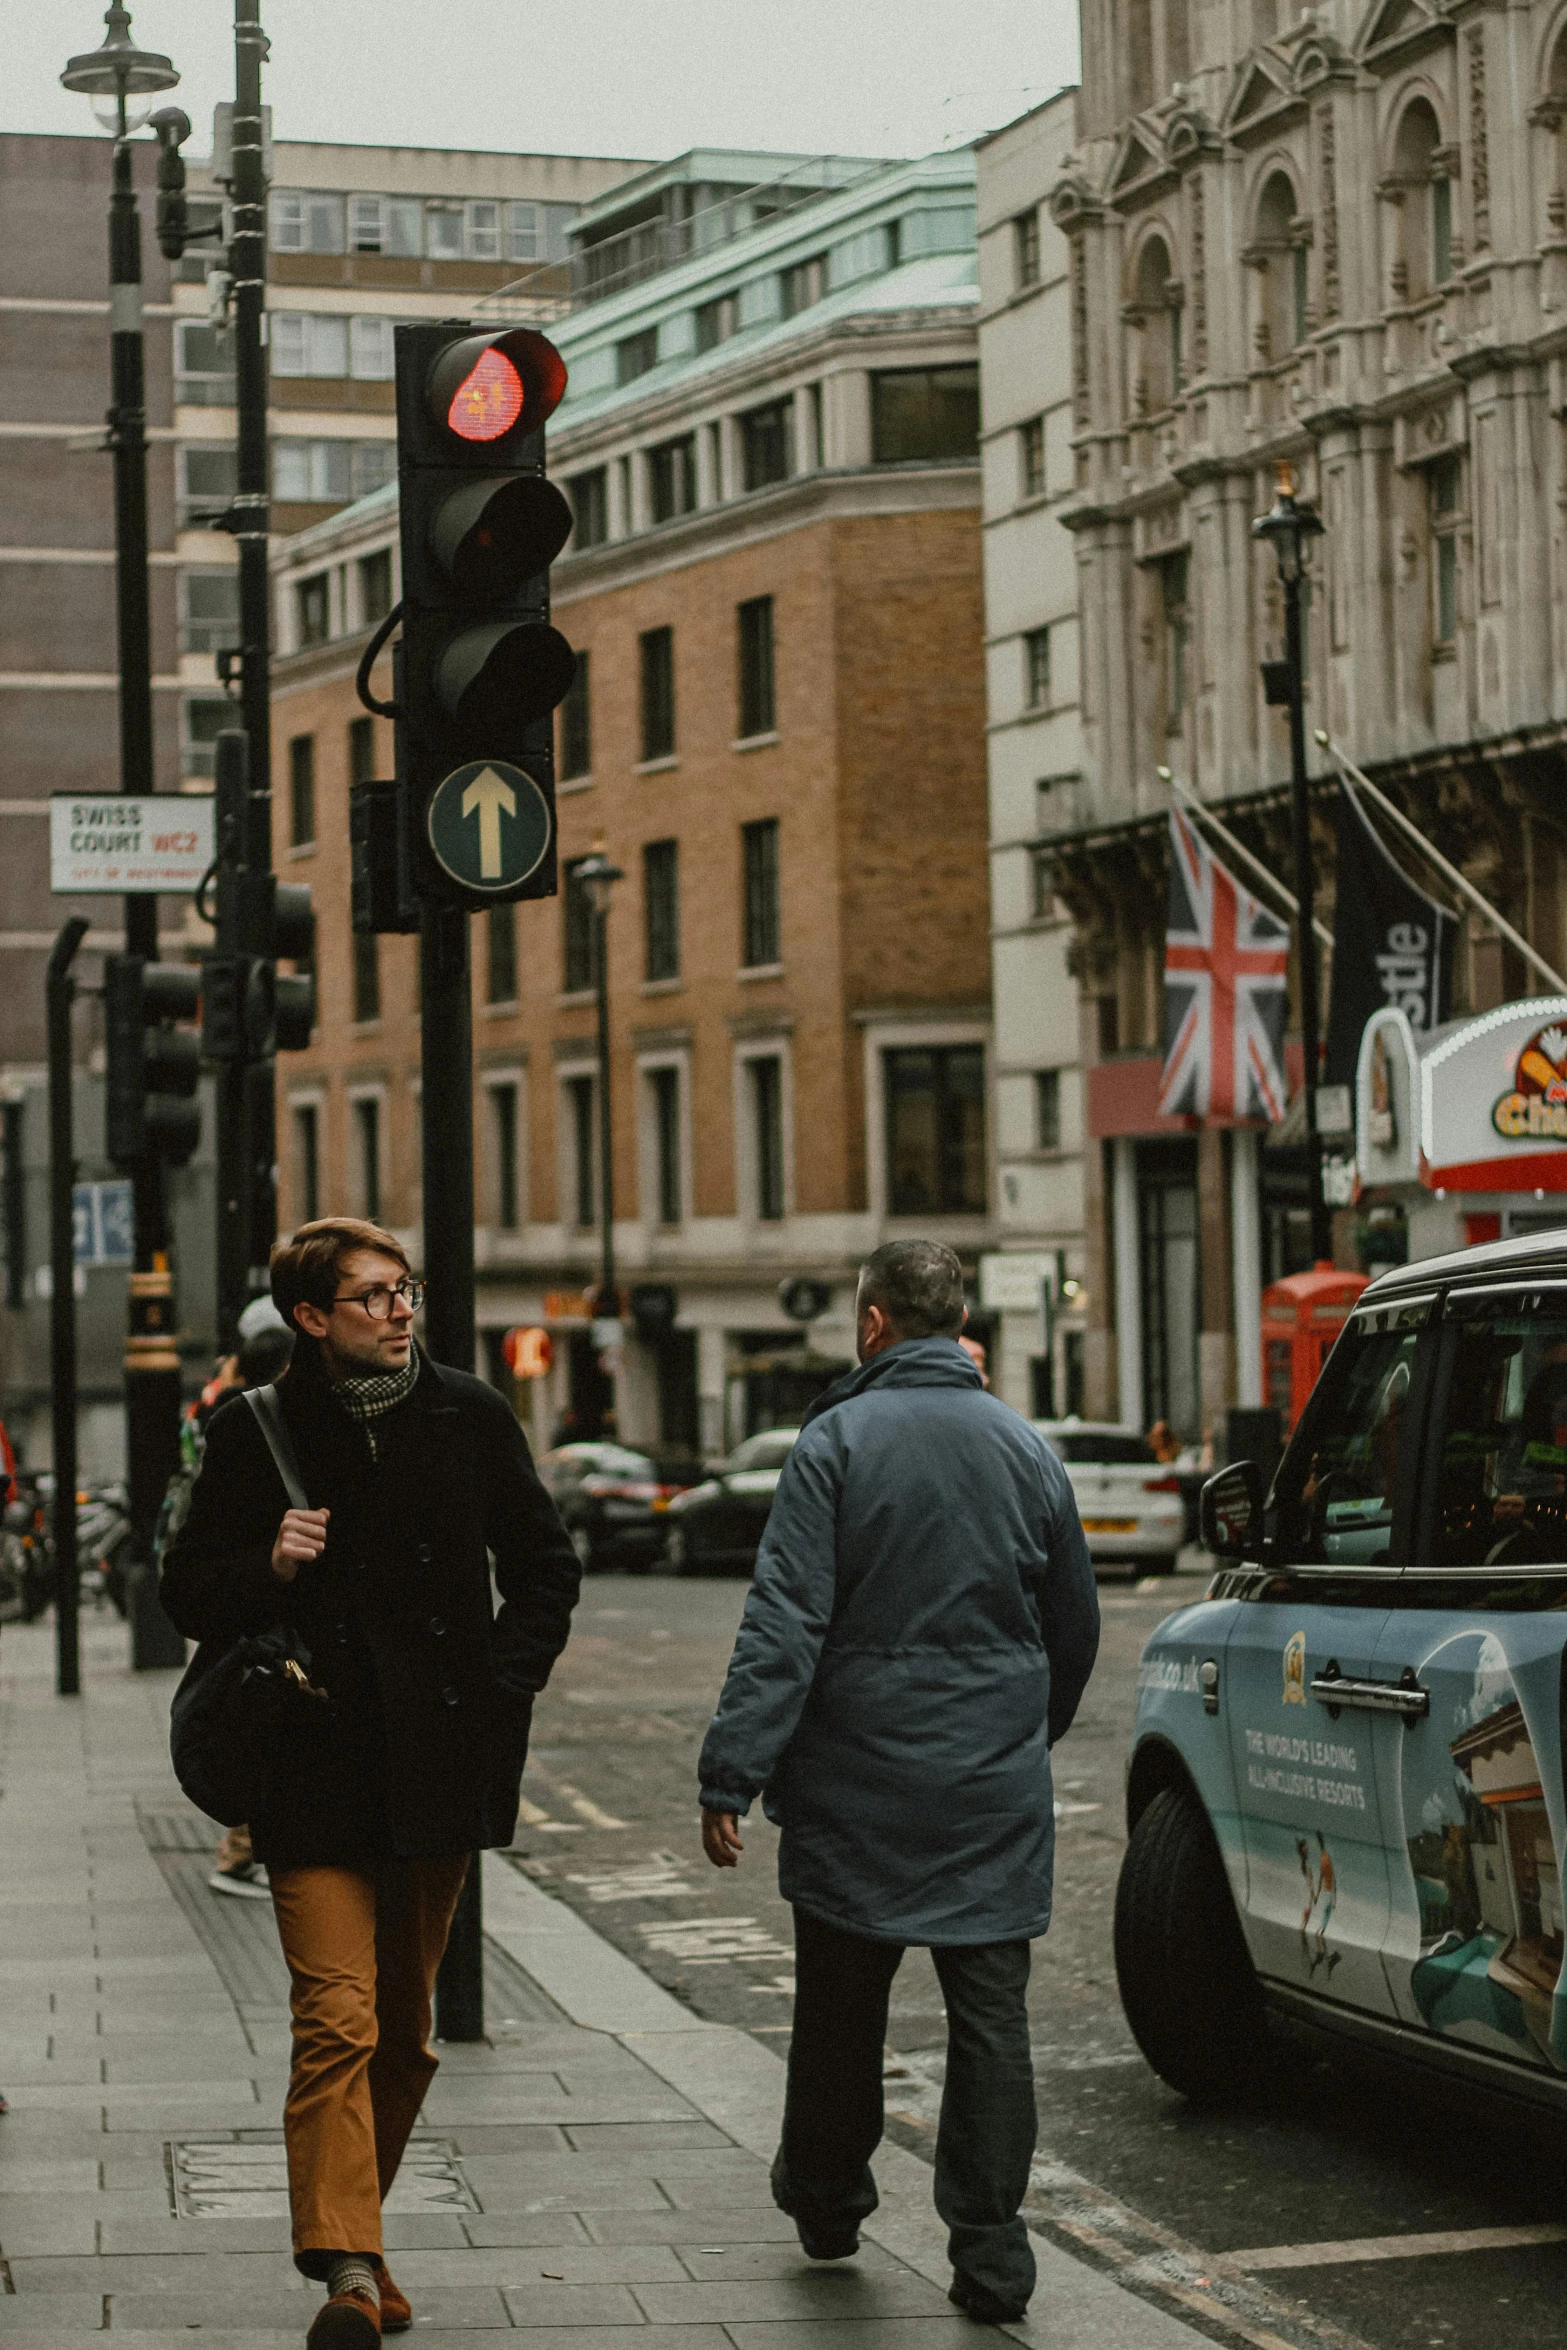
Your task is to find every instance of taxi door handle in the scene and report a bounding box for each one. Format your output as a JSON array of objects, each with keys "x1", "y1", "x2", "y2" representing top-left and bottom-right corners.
[{"x1": 1310, "y1": 1663, "x2": 1430, "y2": 1722}]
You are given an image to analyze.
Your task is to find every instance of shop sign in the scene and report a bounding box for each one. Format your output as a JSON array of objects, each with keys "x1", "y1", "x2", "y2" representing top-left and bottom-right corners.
[
  {"x1": 979, "y1": 1252, "x2": 1055, "y2": 1312},
  {"x1": 1419, "y1": 996, "x2": 1567, "y2": 1193},
  {"x1": 1355, "y1": 1008, "x2": 1420, "y2": 1188}
]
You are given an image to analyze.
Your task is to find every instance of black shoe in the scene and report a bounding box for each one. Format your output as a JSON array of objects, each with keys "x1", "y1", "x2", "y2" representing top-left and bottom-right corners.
[
  {"x1": 797, "y1": 2222, "x2": 860, "y2": 2261},
  {"x1": 949, "y1": 2277, "x2": 1028, "y2": 2325}
]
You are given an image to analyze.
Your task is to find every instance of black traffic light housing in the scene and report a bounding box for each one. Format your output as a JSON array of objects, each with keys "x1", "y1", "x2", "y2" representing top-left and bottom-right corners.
[
  {"x1": 105, "y1": 956, "x2": 202, "y2": 1168},
  {"x1": 393, "y1": 322, "x2": 575, "y2": 911}
]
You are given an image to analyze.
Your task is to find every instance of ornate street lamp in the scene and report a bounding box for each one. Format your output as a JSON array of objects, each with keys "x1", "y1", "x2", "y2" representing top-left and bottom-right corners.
[
  {"x1": 1253, "y1": 460, "x2": 1329, "y2": 1263},
  {"x1": 575, "y1": 844, "x2": 625, "y2": 1331}
]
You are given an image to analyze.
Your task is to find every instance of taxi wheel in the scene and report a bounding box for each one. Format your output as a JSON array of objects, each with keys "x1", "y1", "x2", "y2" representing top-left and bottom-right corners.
[{"x1": 1114, "y1": 1783, "x2": 1265, "y2": 2104}]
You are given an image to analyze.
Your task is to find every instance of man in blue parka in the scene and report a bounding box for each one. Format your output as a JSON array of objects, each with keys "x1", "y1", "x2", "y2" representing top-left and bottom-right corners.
[{"x1": 698, "y1": 1240, "x2": 1099, "y2": 2325}]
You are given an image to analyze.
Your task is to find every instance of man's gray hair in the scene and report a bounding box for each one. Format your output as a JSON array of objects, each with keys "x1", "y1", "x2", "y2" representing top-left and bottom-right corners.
[{"x1": 856, "y1": 1239, "x2": 966, "y2": 1341}]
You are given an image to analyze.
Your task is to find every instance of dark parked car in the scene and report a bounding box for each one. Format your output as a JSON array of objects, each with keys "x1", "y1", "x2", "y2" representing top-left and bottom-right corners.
[
  {"x1": 537, "y1": 1442, "x2": 693, "y2": 1572},
  {"x1": 662, "y1": 1427, "x2": 801, "y2": 1576}
]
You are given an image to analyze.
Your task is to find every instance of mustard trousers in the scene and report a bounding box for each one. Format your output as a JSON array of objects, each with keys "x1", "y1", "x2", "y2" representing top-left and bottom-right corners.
[{"x1": 269, "y1": 1856, "x2": 470, "y2": 2277}]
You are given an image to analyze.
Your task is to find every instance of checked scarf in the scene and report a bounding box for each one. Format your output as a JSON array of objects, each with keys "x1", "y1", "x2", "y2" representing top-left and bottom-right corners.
[{"x1": 335, "y1": 1354, "x2": 420, "y2": 1461}]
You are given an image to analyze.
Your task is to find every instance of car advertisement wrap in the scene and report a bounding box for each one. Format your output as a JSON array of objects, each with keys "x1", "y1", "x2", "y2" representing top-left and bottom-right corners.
[{"x1": 1133, "y1": 1601, "x2": 1245, "y2": 1905}]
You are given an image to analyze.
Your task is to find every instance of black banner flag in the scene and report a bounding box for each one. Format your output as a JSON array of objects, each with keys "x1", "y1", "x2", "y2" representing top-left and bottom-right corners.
[{"x1": 1324, "y1": 782, "x2": 1454, "y2": 1086}]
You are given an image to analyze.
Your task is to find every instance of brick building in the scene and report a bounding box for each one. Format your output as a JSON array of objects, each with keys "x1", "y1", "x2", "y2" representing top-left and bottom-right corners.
[{"x1": 269, "y1": 147, "x2": 992, "y2": 1455}]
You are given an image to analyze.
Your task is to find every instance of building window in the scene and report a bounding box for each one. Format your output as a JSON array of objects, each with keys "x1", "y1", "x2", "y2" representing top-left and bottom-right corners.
[
  {"x1": 348, "y1": 192, "x2": 422, "y2": 255},
  {"x1": 358, "y1": 548, "x2": 393, "y2": 626},
  {"x1": 567, "y1": 1075, "x2": 596, "y2": 1227},
  {"x1": 506, "y1": 200, "x2": 541, "y2": 260},
  {"x1": 650, "y1": 1066, "x2": 682, "y2": 1224},
  {"x1": 563, "y1": 858, "x2": 597, "y2": 993},
  {"x1": 780, "y1": 253, "x2": 827, "y2": 316},
  {"x1": 740, "y1": 399, "x2": 793, "y2": 491},
  {"x1": 1432, "y1": 174, "x2": 1453, "y2": 285},
  {"x1": 275, "y1": 439, "x2": 393, "y2": 505},
  {"x1": 347, "y1": 314, "x2": 395, "y2": 381},
  {"x1": 180, "y1": 569, "x2": 240, "y2": 656},
  {"x1": 695, "y1": 292, "x2": 738, "y2": 351},
  {"x1": 175, "y1": 319, "x2": 235, "y2": 401},
  {"x1": 559, "y1": 651, "x2": 591, "y2": 780},
  {"x1": 352, "y1": 928, "x2": 381, "y2": 1025},
  {"x1": 293, "y1": 1103, "x2": 320, "y2": 1224},
  {"x1": 178, "y1": 443, "x2": 237, "y2": 524},
  {"x1": 649, "y1": 435, "x2": 697, "y2": 523},
  {"x1": 1160, "y1": 552, "x2": 1190, "y2": 726},
  {"x1": 183, "y1": 695, "x2": 230, "y2": 780},
  {"x1": 353, "y1": 1096, "x2": 381, "y2": 1222},
  {"x1": 487, "y1": 900, "x2": 517, "y2": 1003},
  {"x1": 288, "y1": 735, "x2": 315, "y2": 849},
  {"x1": 271, "y1": 312, "x2": 351, "y2": 379},
  {"x1": 738, "y1": 595, "x2": 775, "y2": 737},
  {"x1": 1431, "y1": 453, "x2": 1462, "y2": 647},
  {"x1": 616, "y1": 326, "x2": 659, "y2": 386},
  {"x1": 750, "y1": 1056, "x2": 786, "y2": 1221},
  {"x1": 1032, "y1": 847, "x2": 1058, "y2": 920},
  {"x1": 296, "y1": 573, "x2": 330, "y2": 648},
  {"x1": 270, "y1": 190, "x2": 345, "y2": 254},
  {"x1": 885, "y1": 1045, "x2": 987, "y2": 1215},
  {"x1": 872, "y1": 365, "x2": 980, "y2": 464},
  {"x1": 1020, "y1": 416, "x2": 1046, "y2": 500},
  {"x1": 348, "y1": 714, "x2": 376, "y2": 788},
  {"x1": 425, "y1": 205, "x2": 464, "y2": 260},
  {"x1": 1015, "y1": 209, "x2": 1041, "y2": 289},
  {"x1": 1036, "y1": 1069, "x2": 1061, "y2": 1151},
  {"x1": 490, "y1": 1082, "x2": 520, "y2": 1230},
  {"x1": 643, "y1": 839, "x2": 680, "y2": 982},
  {"x1": 742, "y1": 817, "x2": 781, "y2": 967},
  {"x1": 1024, "y1": 627, "x2": 1051, "y2": 710},
  {"x1": 566, "y1": 467, "x2": 608, "y2": 551},
  {"x1": 640, "y1": 626, "x2": 675, "y2": 761}
]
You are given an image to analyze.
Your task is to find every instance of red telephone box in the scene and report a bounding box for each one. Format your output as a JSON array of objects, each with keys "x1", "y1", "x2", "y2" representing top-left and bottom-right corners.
[{"x1": 1260, "y1": 1263, "x2": 1371, "y2": 1433}]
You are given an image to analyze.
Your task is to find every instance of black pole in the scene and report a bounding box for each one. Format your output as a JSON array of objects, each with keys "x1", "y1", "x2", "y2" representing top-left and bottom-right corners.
[
  {"x1": 48, "y1": 920, "x2": 90, "y2": 1699},
  {"x1": 420, "y1": 904, "x2": 483, "y2": 2041},
  {"x1": 232, "y1": 0, "x2": 276, "y2": 1298},
  {"x1": 106, "y1": 105, "x2": 185, "y2": 1668},
  {"x1": 593, "y1": 905, "x2": 616, "y2": 1316},
  {"x1": 1284, "y1": 576, "x2": 1330, "y2": 1264}
]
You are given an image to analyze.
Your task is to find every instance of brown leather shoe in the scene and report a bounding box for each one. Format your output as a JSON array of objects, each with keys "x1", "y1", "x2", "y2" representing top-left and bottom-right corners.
[
  {"x1": 306, "y1": 2288, "x2": 380, "y2": 2347},
  {"x1": 373, "y1": 2259, "x2": 411, "y2": 2334}
]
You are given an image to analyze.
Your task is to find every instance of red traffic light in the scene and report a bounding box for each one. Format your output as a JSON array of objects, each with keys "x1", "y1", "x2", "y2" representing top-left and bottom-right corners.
[{"x1": 426, "y1": 329, "x2": 568, "y2": 449}]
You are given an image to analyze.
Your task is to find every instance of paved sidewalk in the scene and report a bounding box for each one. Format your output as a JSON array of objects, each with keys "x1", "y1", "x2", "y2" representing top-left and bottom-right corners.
[{"x1": 0, "y1": 1616, "x2": 1203, "y2": 2347}]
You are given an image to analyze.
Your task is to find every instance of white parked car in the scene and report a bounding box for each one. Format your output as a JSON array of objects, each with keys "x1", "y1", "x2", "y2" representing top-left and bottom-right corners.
[{"x1": 1032, "y1": 1420, "x2": 1185, "y2": 1574}]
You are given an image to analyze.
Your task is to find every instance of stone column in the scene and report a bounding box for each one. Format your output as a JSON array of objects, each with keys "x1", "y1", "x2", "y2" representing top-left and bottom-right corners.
[
  {"x1": 1230, "y1": 1126, "x2": 1262, "y2": 1407},
  {"x1": 1112, "y1": 1136, "x2": 1143, "y2": 1430}
]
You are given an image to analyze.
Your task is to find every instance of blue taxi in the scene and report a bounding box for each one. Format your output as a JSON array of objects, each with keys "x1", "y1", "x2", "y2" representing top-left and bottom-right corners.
[{"x1": 1116, "y1": 1229, "x2": 1567, "y2": 2110}]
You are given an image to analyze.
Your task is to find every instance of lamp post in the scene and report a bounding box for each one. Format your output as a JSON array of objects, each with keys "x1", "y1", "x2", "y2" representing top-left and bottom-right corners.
[
  {"x1": 62, "y1": 6, "x2": 188, "y2": 1667},
  {"x1": 575, "y1": 846, "x2": 624, "y2": 1336},
  {"x1": 1252, "y1": 460, "x2": 1330, "y2": 1265}
]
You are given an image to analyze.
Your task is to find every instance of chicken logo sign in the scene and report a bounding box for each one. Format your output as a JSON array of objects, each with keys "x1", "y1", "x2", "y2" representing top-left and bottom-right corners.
[{"x1": 1492, "y1": 1023, "x2": 1567, "y2": 1141}]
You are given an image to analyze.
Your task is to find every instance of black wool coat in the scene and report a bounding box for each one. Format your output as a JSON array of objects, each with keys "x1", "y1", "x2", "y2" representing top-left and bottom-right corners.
[{"x1": 160, "y1": 1341, "x2": 580, "y2": 1869}]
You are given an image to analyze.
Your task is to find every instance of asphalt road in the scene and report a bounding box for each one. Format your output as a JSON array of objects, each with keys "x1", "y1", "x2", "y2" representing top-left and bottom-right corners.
[{"x1": 514, "y1": 1558, "x2": 1567, "y2": 2350}]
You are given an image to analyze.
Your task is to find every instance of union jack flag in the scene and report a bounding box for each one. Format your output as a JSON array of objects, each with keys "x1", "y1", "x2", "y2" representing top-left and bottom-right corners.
[{"x1": 1158, "y1": 810, "x2": 1289, "y2": 1122}]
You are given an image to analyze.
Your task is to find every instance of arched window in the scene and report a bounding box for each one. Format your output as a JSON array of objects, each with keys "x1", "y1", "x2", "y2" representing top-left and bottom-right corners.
[
  {"x1": 1543, "y1": 29, "x2": 1567, "y2": 240},
  {"x1": 1391, "y1": 98, "x2": 1451, "y2": 295},
  {"x1": 1132, "y1": 236, "x2": 1182, "y2": 412},
  {"x1": 1253, "y1": 171, "x2": 1307, "y2": 360}
]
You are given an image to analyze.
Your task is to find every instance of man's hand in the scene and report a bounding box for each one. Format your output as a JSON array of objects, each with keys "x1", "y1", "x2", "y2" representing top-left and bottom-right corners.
[
  {"x1": 701, "y1": 1808, "x2": 743, "y2": 1869},
  {"x1": 271, "y1": 1507, "x2": 329, "y2": 1583}
]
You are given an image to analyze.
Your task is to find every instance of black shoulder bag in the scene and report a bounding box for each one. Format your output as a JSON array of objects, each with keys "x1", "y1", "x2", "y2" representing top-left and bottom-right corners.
[{"x1": 168, "y1": 1385, "x2": 323, "y2": 1827}]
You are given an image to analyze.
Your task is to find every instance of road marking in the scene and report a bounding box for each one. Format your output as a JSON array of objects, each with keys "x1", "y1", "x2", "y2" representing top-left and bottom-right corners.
[
  {"x1": 565, "y1": 1855, "x2": 691, "y2": 1903},
  {"x1": 553, "y1": 1782, "x2": 629, "y2": 1830},
  {"x1": 638, "y1": 1916, "x2": 793, "y2": 1965},
  {"x1": 1231, "y1": 2222, "x2": 1567, "y2": 2270},
  {"x1": 515, "y1": 1797, "x2": 582, "y2": 1835}
]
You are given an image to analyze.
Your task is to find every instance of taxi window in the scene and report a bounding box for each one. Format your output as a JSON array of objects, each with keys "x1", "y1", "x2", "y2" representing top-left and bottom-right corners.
[
  {"x1": 1272, "y1": 1312, "x2": 1425, "y2": 1567},
  {"x1": 1431, "y1": 1288, "x2": 1567, "y2": 1566}
]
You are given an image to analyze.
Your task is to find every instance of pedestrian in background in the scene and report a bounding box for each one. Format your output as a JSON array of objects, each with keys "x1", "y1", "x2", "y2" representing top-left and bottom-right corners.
[
  {"x1": 162, "y1": 1216, "x2": 580, "y2": 2349},
  {"x1": 698, "y1": 1239, "x2": 1099, "y2": 2325}
]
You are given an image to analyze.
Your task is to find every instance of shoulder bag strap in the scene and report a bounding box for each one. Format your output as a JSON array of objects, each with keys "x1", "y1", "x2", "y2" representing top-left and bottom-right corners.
[{"x1": 243, "y1": 1385, "x2": 311, "y2": 1512}]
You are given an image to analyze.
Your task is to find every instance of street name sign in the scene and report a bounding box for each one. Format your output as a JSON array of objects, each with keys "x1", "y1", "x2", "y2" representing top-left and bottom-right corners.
[
  {"x1": 51, "y1": 793, "x2": 214, "y2": 895},
  {"x1": 426, "y1": 759, "x2": 551, "y2": 895}
]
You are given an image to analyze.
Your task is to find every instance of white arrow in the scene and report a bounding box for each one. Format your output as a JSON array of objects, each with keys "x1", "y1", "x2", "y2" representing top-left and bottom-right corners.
[{"x1": 462, "y1": 765, "x2": 516, "y2": 880}]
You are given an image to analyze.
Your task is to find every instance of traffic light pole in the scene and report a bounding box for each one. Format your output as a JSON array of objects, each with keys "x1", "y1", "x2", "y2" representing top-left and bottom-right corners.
[
  {"x1": 420, "y1": 905, "x2": 485, "y2": 2040},
  {"x1": 47, "y1": 920, "x2": 90, "y2": 1700},
  {"x1": 231, "y1": 0, "x2": 276, "y2": 1300},
  {"x1": 106, "y1": 102, "x2": 183, "y2": 1667}
]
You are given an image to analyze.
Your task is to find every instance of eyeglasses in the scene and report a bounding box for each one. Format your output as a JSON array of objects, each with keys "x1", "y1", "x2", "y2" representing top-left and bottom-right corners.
[{"x1": 331, "y1": 1278, "x2": 426, "y2": 1320}]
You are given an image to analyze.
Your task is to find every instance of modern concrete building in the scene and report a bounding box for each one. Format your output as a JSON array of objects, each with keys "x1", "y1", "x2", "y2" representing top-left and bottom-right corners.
[
  {"x1": 268, "y1": 146, "x2": 993, "y2": 1458},
  {"x1": 1041, "y1": 0, "x2": 1567, "y2": 1437},
  {"x1": 0, "y1": 131, "x2": 642, "y2": 1457},
  {"x1": 974, "y1": 92, "x2": 1088, "y2": 1420}
]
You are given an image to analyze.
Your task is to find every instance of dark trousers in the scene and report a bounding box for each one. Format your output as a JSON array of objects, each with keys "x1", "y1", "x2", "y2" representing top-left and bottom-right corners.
[{"x1": 772, "y1": 1906, "x2": 1037, "y2": 2309}]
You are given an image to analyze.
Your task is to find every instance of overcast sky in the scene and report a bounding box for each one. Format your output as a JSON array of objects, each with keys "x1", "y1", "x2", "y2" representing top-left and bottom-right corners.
[{"x1": 15, "y1": 2, "x2": 1079, "y2": 163}]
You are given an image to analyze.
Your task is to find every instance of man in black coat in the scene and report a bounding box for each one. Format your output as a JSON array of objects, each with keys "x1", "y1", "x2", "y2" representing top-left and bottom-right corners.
[{"x1": 162, "y1": 1216, "x2": 580, "y2": 2349}]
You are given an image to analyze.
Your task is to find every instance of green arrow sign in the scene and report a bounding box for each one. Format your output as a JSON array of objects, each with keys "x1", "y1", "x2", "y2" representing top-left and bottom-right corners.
[{"x1": 426, "y1": 759, "x2": 551, "y2": 895}]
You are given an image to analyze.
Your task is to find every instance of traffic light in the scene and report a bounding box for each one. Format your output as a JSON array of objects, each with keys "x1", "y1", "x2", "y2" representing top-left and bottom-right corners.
[
  {"x1": 202, "y1": 883, "x2": 316, "y2": 1062},
  {"x1": 105, "y1": 956, "x2": 201, "y2": 1168},
  {"x1": 394, "y1": 322, "x2": 576, "y2": 910}
]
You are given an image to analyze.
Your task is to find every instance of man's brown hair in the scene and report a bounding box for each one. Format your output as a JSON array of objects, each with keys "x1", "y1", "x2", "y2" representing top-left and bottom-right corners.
[
  {"x1": 856, "y1": 1239, "x2": 966, "y2": 1340},
  {"x1": 270, "y1": 1217, "x2": 411, "y2": 1330}
]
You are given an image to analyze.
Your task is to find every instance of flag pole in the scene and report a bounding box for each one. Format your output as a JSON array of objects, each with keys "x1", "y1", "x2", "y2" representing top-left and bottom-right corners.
[
  {"x1": 1314, "y1": 731, "x2": 1567, "y2": 998},
  {"x1": 1158, "y1": 767, "x2": 1333, "y2": 952}
]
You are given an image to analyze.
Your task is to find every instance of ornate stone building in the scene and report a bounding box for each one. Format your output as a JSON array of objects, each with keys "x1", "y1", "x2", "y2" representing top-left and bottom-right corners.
[{"x1": 1042, "y1": 0, "x2": 1567, "y2": 1436}]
